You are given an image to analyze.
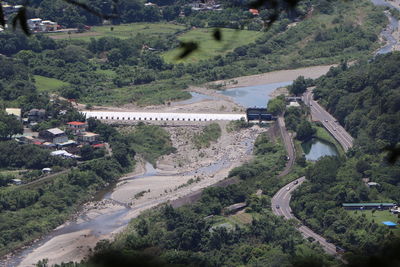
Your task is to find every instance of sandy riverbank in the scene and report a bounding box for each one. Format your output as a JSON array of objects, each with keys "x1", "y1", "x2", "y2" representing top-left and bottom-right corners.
[
  {"x1": 18, "y1": 122, "x2": 266, "y2": 267},
  {"x1": 208, "y1": 64, "x2": 336, "y2": 89}
]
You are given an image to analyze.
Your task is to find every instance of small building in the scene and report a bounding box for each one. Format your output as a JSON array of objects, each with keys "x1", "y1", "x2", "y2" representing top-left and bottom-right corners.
[
  {"x1": 342, "y1": 203, "x2": 396, "y2": 210},
  {"x1": 42, "y1": 168, "x2": 52, "y2": 174},
  {"x1": 78, "y1": 132, "x2": 99, "y2": 143},
  {"x1": 5, "y1": 108, "x2": 21, "y2": 120},
  {"x1": 287, "y1": 101, "x2": 300, "y2": 108},
  {"x1": 367, "y1": 182, "x2": 380, "y2": 188},
  {"x1": 67, "y1": 121, "x2": 87, "y2": 135},
  {"x1": 382, "y1": 221, "x2": 397, "y2": 228},
  {"x1": 28, "y1": 108, "x2": 46, "y2": 122},
  {"x1": 50, "y1": 150, "x2": 80, "y2": 159},
  {"x1": 39, "y1": 128, "x2": 68, "y2": 144},
  {"x1": 11, "y1": 179, "x2": 22, "y2": 185}
]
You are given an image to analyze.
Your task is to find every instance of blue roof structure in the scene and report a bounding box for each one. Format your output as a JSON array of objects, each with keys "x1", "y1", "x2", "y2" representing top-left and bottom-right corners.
[{"x1": 382, "y1": 221, "x2": 397, "y2": 226}]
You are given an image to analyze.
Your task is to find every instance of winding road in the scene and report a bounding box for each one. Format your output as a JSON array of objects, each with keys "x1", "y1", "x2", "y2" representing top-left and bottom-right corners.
[
  {"x1": 271, "y1": 177, "x2": 337, "y2": 255},
  {"x1": 271, "y1": 89, "x2": 356, "y2": 257}
]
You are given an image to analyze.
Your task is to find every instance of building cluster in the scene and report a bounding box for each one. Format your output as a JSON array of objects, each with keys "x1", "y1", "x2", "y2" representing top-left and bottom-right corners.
[
  {"x1": 189, "y1": 0, "x2": 222, "y2": 11},
  {"x1": 5, "y1": 108, "x2": 104, "y2": 160},
  {"x1": 27, "y1": 18, "x2": 59, "y2": 33},
  {"x1": 0, "y1": 3, "x2": 60, "y2": 32}
]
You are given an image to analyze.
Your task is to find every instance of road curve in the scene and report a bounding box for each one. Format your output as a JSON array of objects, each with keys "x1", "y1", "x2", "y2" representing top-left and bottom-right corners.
[
  {"x1": 277, "y1": 116, "x2": 296, "y2": 177},
  {"x1": 303, "y1": 90, "x2": 354, "y2": 152},
  {"x1": 271, "y1": 177, "x2": 337, "y2": 255}
]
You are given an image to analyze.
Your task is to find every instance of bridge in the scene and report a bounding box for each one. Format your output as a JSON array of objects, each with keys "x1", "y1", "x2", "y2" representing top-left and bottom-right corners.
[
  {"x1": 246, "y1": 108, "x2": 275, "y2": 122},
  {"x1": 82, "y1": 111, "x2": 246, "y2": 123}
]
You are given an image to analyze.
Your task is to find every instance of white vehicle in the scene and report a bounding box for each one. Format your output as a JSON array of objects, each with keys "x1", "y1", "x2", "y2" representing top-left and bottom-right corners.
[{"x1": 286, "y1": 187, "x2": 290, "y2": 191}]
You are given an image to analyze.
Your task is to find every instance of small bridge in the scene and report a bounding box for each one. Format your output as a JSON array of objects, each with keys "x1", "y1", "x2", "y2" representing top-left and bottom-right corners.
[{"x1": 82, "y1": 111, "x2": 246, "y2": 123}]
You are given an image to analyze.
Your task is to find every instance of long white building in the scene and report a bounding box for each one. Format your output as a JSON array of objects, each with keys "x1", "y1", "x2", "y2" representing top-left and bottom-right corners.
[{"x1": 82, "y1": 111, "x2": 246, "y2": 122}]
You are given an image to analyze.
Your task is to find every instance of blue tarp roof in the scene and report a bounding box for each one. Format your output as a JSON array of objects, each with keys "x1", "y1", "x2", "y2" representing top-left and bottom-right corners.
[{"x1": 382, "y1": 221, "x2": 397, "y2": 226}]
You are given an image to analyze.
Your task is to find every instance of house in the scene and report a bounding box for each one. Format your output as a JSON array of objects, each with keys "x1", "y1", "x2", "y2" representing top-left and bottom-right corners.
[
  {"x1": 42, "y1": 20, "x2": 58, "y2": 31},
  {"x1": 67, "y1": 121, "x2": 87, "y2": 135},
  {"x1": 28, "y1": 18, "x2": 45, "y2": 32},
  {"x1": 28, "y1": 108, "x2": 46, "y2": 122},
  {"x1": 27, "y1": 18, "x2": 58, "y2": 32},
  {"x1": 78, "y1": 132, "x2": 99, "y2": 144},
  {"x1": 11, "y1": 179, "x2": 22, "y2": 185},
  {"x1": 5, "y1": 108, "x2": 21, "y2": 120},
  {"x1": 39, "y1": 128, "x2": 68, "y2": 144}
]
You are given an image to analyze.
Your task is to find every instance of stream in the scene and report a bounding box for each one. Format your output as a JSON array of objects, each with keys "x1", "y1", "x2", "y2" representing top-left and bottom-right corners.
[{"x1": 371, "y1": 0, "x2": 400, "y2": 55}]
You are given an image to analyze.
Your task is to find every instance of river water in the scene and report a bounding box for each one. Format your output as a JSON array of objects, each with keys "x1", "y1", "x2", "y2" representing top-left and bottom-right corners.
[
  {"x1": 220, "y1": 81, "x2": 292, "y2": 108},
  {"x1": 6, "y1": 1, "x2": 398, "y2": 266}
]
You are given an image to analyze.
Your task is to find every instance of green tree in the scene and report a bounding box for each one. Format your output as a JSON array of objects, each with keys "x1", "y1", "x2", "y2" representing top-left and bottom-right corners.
[
  {"x1": 296, "y1": 120, "x2": 315, "y2": 141},
  {"x1": 267, "y1": 95, "x2": 285, "y2": 115},
  {"x1": 0, "y1": 112, "x2": 23, "y2": 140},
  {"x1": 289, "y1": 76, "x2": 307, "y2": 96}
]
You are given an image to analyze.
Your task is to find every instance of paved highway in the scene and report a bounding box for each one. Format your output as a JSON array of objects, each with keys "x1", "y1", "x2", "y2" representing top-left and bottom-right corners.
[
  {"x1": 303, "y1": 90, "x2": 354, "y2": 151},
  {"x1": 271, "y1": 177, "x2": 338, "y2": 255}
]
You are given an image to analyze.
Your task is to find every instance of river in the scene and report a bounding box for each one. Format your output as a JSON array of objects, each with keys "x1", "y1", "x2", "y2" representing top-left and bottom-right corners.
[
  {"x1": 6, "y1": 1, "x2": 398, "y2": 265},
  {"x1": 371, "y1": 0, "x2": 400, "y2": 55}
]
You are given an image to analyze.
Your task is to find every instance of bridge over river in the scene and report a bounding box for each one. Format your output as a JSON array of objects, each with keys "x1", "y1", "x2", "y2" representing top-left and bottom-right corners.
[{"x1": 82, "y1": 111, "x2": 247, "y2": 123}]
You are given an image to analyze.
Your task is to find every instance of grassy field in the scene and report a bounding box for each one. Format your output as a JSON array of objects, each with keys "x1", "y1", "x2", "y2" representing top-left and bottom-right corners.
[
  {"x1": 34, "y1": 75, "x2": 70, "y2": 92},
  {"x1": 163, "y1": 28, "x2": 263, "y2": 63},
  {"x1": 348, "y1": 210, "x2": 400, "y2": 236},
  {"x1": 48, "y1": 23, "x2": 186, "y2": 41}
]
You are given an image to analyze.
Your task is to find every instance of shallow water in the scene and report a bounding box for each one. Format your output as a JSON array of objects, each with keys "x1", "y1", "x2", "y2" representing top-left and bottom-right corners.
[
  {"x1": 220, "y1": 81, "x2": 292, "y2": 108},
  {"x1": 171, "y1": 92, "x2": 221, "y2": 106}
]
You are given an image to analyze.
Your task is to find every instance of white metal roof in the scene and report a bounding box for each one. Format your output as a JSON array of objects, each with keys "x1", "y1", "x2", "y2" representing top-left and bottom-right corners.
[
  {"x1": 47, "y1": 128, "x2": 65, "y2": 135},
  {"x1": 82, "y1": 111, "x2": 246, "y2": 122}
]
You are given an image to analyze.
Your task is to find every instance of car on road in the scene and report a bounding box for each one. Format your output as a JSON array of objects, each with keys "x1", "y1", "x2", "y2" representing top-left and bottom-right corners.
[
  {"x1": 324, "y1": 119, "x2": 328, "y2": 122},
  {"x1": 276, "y1": 205, "x2": 280, "y2": 209},
  {"x1": 286, "y1": 186, "x2": 290, "y2": 191},
  {"x1": 293, "y1": 180, "x2": 298, "y2": 185},
  {"x1": 333, "y1": 128, "x2": 336, "y2": 131}
]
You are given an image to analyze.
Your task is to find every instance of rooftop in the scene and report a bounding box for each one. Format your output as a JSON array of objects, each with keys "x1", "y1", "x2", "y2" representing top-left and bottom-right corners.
[
  {"x1": 47, "y1": 128, "x2": 65, "y2": 135},
  {"x1": 68, "y1": 121, "x2": 86, "y2": 126},
  {"x1": 342, "y1": 203, "x2": 396, "y2": 207},
  {"x1": 382, "y1": 221, "x2": 397, "y2": 226},
  {"x1": 82, "y1": 132, "x2": 99, "y2": 137},
  {"x1": 5, "y1": 108, "x2": 21, "y2": 117}
]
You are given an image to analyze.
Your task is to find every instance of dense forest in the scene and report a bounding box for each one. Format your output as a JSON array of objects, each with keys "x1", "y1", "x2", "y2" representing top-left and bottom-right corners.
[{"x1": 291, "y1": 53, "x2": 400, "y2": 262}]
